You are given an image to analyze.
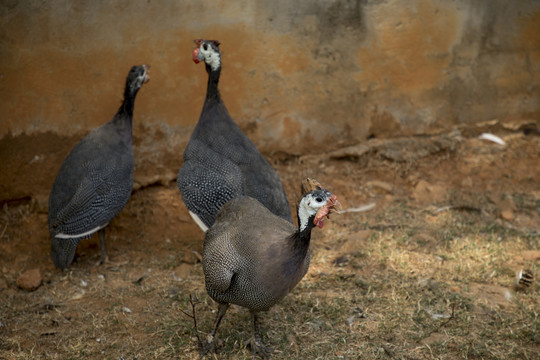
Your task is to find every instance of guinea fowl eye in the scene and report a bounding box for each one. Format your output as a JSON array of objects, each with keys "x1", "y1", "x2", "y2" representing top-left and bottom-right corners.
[
  {"x1": 203, "y1": 43, "x2": 208, "y2": 51},
  {"x1": 316, "y1": 197, "x2": 323, "y2": 203}
]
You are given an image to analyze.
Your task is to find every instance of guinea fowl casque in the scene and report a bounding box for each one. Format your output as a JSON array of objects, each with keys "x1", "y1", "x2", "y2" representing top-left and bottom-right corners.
[
  {"x1": 48, "y1": 65, "x2": 150, "y2": 269},
  {"x1": 201, "y1": 180, "x2": 340, "y2": 358},
  {"x1": 177, "y1": 39, "x2": 291, "y2": 232}
]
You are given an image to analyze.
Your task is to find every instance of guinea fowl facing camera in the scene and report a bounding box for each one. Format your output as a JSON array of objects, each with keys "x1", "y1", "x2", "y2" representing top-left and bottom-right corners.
[
  {"x1": 48, "y1": 65, "x2": 150, "y2": 269},
  {"x1": 201, "y1": 184, "x2": 340, "y2": 358},
  {"x1": 177, "y1": 39, "x2": 291, "y2": 232}
]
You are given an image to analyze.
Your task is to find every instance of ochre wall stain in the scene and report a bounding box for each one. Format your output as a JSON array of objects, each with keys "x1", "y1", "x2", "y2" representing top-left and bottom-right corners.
[
  {"x1": 356, "y1": 0, "x2": 458, "y2": 94},
  {"x1": 0, "y1": 0, "x2": 539, "y2": 201}
]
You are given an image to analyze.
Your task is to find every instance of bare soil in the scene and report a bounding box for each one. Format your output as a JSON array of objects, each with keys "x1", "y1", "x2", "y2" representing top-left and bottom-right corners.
[{"x1": 1, "y1": 124, "x2": 539, "y2": 359}]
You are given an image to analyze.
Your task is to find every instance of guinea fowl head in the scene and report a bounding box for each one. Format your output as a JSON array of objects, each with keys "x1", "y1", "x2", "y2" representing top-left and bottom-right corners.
[
  {"x1": 192, "y1": 39, "x2": 221, "y2": 72},
  {"x1": 125, "y1": 64, "x2": 150, "y2": 97},
  {"x1": 297, "y1": 188, "x2": 340, "y2": 232}
]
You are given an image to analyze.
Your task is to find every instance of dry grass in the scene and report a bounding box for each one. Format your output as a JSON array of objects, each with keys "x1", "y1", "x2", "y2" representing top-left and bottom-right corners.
[
  {"x1": 1, "y1": 197, "x2": 538, "y2": 360},
  {"x1": 1, "y1": 135, "x2": 539, "y2": 359}
]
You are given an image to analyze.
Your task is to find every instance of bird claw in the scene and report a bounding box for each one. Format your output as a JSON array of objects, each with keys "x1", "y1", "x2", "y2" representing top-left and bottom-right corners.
[
  {"x1": 199, "y1": 335, "x2": 219, "y2": 357},
  {"x1": 243, "y1": 337, "x2": 274, "y2": 359},
  {"x1": 97, "y1": 255, "x2": 127, "y2": 267}
]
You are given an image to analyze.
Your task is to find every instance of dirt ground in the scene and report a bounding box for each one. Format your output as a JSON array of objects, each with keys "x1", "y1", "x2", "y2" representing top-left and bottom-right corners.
[{"x1": 0, "y1": 121, "x2": 539, "y2": 359}]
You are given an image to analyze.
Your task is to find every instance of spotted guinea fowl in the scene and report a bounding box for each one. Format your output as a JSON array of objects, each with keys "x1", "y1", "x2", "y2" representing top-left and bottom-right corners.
[
  {"x1": 201, "y1": 182, "x2": 340, "y2": 358},
  {"x1": 48, "y1": 65, "x2": 150, "y2": 269},
  {"x1": 177, "y1": 39, "x2": 291, "y2": 232}
]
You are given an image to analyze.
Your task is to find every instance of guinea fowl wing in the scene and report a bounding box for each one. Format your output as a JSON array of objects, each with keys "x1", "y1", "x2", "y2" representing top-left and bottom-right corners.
[
  {"x1": 201, "y1": 108, "x2": 290, "y2": 220},
  {"x1": 186, "y1": 103, "x2": 291, "y2": 223},
  {"x1": 178, "y1": 138, "x2": 244, "y2": 228},
  {"x1": 49, "y1": 175, "x2": 99, "y2": 235},
  {"x1": 49, "y1": 127, "x2": 134, "y2": 237}
]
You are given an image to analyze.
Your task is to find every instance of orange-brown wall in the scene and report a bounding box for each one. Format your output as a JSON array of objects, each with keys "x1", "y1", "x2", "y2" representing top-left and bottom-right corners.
[{"x1": 1, "y1": 0, "x2": 539, "y2": 202}]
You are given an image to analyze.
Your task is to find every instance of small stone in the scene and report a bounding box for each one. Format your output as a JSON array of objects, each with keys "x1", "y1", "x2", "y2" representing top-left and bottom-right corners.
[
  {"x1": 182, "y1": 250, "x2": 200, "y2": 264},
  {"x1": 16, "y1": 268, "x2": 42, "y2": 291},
  {"x1": 172, "y1": 263, "x2": 192, "y2": 281},
  {"x1": 71, "y1": 291, "x2": 85, "y2": 300},
  {"x1": 501, "y1": 209, "x2": 514, "y2": 221},
  {"x1": 412, "y1": 180, "x2": 446, "y2": 204}
]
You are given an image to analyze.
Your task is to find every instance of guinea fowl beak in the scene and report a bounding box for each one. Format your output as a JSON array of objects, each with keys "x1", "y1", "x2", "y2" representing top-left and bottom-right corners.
[{"x1": 314, "y1": 195, "x2": 341, "y2": 228}]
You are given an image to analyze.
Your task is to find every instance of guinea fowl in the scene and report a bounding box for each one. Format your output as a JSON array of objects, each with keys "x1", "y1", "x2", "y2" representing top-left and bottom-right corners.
[
  {"x1": 177, "y1": 39, "x2": 291, "y2": 232},
  {"x1": 201, "y1": 181, "x2": 340, "y2": 358},
  {"x1": 48, "y1": 65, "x2": 150, "y2": 269}
]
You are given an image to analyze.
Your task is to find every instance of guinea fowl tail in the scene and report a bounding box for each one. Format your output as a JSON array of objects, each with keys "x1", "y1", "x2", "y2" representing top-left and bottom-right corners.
[{"x1": 51, "y1": 237, "x2": 80, "y2": 269}]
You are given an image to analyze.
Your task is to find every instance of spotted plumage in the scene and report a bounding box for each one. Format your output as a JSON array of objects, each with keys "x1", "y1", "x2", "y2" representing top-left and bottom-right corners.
[
  {"x1": 200, "y1": 188, "x2": 339, "y2": 358},
  {"x1": 177, "y1": 39, "x2": 291, "y2": 232},
  {"x1": 48, "y1": 65, "x2": 149, "y2": 268}
]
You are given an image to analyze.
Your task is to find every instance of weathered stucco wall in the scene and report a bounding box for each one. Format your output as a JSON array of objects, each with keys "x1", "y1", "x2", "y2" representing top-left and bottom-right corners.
[{"x1": 1, "y1": 0, "x2": 539, "y2": 202}]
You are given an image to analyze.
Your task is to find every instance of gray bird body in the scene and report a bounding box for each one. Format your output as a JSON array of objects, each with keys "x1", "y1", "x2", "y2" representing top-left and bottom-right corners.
[
  {"x1": 177, "y1": 40, "x2": 291, "y2": 231},
  {"x1": 48, "y1": 65, "x2": 149, "y2": 268},
  {"x1": 203, "y1": 196, "x2": 309, "y2": 312},
  {"x1": 199, "y1": 188, "x2": 338, "y2": 357}
]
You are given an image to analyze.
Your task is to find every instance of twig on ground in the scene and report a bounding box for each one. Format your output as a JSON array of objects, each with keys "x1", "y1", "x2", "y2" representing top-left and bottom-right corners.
[
  {"x1": 179, "y1": 294, "x2": 202, "y2": 348},
  {"x1": 367, "y1": 223, "x2": 408, "y2": 231},
  {"x1": 433, "y1": 205, "x2": 482, "y2": 214},
  {"x1": 341, "y1": 203, "x2": 377, "y2": 214},
  {"x1": 421, "y1": 303, "x2": 457, "y2": 342},
  {"x1": 439, "y1": 303, "x2": 456, "y2": 328}
]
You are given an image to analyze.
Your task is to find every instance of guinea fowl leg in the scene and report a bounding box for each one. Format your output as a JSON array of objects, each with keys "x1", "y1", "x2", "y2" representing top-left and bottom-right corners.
[
  {"x1": 98, "y1": 228, "x2": 108, "y2": 264},
  {"x1": 97, "y1": 228, "x2": 127, "y2": 266},
  {"x1": 201, "y1": 302, "x2": 229, "y2": 355},
  {"x1": 245, "y1": 312, "x2": 274, "y2": 359}
]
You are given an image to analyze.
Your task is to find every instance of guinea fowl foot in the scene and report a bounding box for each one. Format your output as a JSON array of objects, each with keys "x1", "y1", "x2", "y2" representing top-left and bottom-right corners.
[
  {"x1": 199, "y1": 334, "x2": 220, "y2": 357},
  {"x1": 96, "y1": 255, "x2": 128, "y2": 267},
  {"x1": 243, "y1": 337, "x2": 274, "y2": 359},
  {"x1": 96, "y1": 229, "x2": 127, "y2": 266}
]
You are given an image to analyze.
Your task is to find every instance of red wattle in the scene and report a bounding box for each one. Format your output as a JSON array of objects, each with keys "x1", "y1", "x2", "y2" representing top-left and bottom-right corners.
[{"x1": 192, "y1": 48, "x2": 200, "y2": 63}]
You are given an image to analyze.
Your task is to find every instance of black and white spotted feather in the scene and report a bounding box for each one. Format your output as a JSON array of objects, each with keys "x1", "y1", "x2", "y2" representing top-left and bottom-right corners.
[
  {"x1": 177, "y1": 40, "x2": 291, "y2": 232},
  {"x1": 48, "y1": 65, "x2": 149, "y2": 268},
  {"x1": 198, "y1": 188, "x2": 337, "y2": 357},
  {"x1": 202, "y1": 189, "x2": 334, "y2": 311}
]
